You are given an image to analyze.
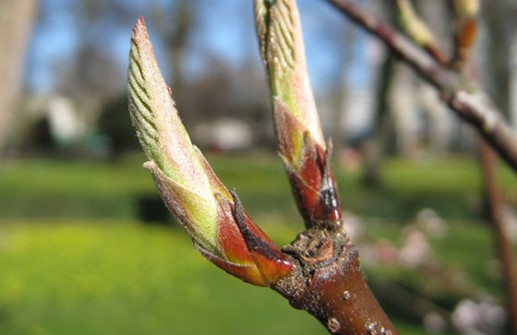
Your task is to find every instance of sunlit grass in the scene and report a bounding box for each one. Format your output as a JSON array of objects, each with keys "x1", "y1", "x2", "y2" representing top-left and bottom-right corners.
[
  {"x1": 1, "y1": 154, "x2": 516, "y2": 334},
  {"x1": 0, "y1": 156, "x2": 154, "y2": 195},
  {"x1": 1, "y1": 218, "x2": 511, "y2": 335},
  {"x1": 0, "y1": 220, "x2": 326, "y2": 335},
  {"x1": 1, "y1": 153, "x2": 516, "y2": 220}
]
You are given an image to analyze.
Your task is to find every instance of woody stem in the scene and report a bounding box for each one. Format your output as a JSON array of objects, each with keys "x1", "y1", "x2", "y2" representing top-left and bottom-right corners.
[{"x1": 273, "y1": 228, "x2": 398, "y2": 335}]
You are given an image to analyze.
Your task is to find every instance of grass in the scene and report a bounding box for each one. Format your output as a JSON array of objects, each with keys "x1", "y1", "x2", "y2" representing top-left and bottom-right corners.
[
  {"x1": 1, "y1": 152, "x2": 516, "y2": 221},
  {"x1": 0, "y1": 220, "x2": 326, "y2": 335},
  {"x1": 0, "y1": 155, "x2": 154, "y2": 218},
  {"x1": 0, "y1": 219, "x2": 509, "y2": 335},
  {"x1": 0, "y1": 153, "x2": 516, "y2": 334},
  {"x1": 335, "y1": 157, "x2": 517, "y2": 221}
]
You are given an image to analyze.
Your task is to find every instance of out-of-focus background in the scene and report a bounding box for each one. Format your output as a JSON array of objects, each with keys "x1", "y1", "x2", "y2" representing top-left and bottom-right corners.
[{"x1": 1, "y1": 0, "x2": 516, "y2": 334}]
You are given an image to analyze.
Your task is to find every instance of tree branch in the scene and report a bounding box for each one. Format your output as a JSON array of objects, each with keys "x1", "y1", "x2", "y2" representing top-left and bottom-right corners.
[
  {"x1": 129, "y1": 15, "x2": 398, "y2": 334},
  {"x1": 479, "y1": 142, "x2": 517, "y2": 334},
  {"x1": 273, "y1": 229, "x2": 397, "y2": 335},
  {"x1": 325, "y1": 0, "x2": 517, "y2": 173},
  {"x1": 254, "y1": 1, "x2": 397, "y2": 333}
]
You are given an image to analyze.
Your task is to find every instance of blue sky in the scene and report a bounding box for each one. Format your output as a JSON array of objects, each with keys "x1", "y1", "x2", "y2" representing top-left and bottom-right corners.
[{"x1": 24, "y1": 0, "x2": 372, "y2": 95}]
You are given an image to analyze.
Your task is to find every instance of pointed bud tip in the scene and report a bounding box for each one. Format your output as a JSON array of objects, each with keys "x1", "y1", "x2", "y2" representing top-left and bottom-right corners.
[
  {"x1": 136, "y1": 16, "x2": 146, "y2": 29},
  {"x1": 132, "y1": 16, "x2": 148, "y2": 41}
]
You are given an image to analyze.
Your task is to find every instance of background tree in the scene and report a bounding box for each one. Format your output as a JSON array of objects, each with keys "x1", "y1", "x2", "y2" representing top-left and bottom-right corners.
[
  {"x1": 53, "y1": 0, "x2": 132, "y2": 129},
  {"x1": 150, "y1": 0, "x2": 196, "y2": 120},
  {"x1": 0, "y1": 0, "x2": 37, "y2": 157}
]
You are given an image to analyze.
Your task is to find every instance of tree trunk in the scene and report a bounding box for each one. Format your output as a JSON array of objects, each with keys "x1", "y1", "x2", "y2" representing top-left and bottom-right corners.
[
  {"x1": 482, "y1": 1, "x2": 510, "y2": 117},
  {"x1": 152, "y1": 0, "x2": 195, "y2": 114},
  {"x1": 0, "y1": 0, "x2": 37, "y2": 157}
]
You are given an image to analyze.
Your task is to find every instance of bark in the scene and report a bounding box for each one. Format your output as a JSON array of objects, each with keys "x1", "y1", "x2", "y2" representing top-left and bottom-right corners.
[
  {"x1": 0, "y1": 0, "x2": 37, "y2": 156},
  {"x1": 274, "y1": 228, "x2": 397, "y2": 335},
  {"x1": 325, "y1": 0, "x2": 517, "y2": 173}
]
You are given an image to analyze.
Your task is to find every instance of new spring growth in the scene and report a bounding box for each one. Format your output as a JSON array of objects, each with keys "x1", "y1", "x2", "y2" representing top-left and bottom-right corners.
[
  {"x1": 254, "y1": 0, "x2": 325, "y2": 166},
  {"x1": 451, "y1": 0, "x2": 479, "y2": 67},
  {"x1": 254, "y1": 0, "x2": 342, "y2": 228},
  {"x1": 128, "y1": 17, "x2": 292, "y2": 286},
  {"x1": 396, "y1": 0, "x2": 447, "y2": 64},
  {"x1": 452, "y1": 0, "x2": 479, "y2": 17}
]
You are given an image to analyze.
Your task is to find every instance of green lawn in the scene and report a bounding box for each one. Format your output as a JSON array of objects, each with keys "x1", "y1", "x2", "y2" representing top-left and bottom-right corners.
[
  {"x1": 2, "y1": 153, "x2": 515, "y2": 221},
  {"x1": 0, "y1": 153, "x2": 516, "y2": 334},
  {"x1": 0, "y1": 221, "x2": 329, "y2": 335}
]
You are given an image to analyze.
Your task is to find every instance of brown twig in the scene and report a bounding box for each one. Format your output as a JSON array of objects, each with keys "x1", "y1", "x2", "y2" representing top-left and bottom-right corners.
[
  {"x1": 479, "y1": 142, "x2": 517, "y2": 335},
  {"x1": 273, "y1": 229, "x2": 397, "y2": 335},
  {"x1": 325, "y1": 0, "x2": 517, "y2": 173}
]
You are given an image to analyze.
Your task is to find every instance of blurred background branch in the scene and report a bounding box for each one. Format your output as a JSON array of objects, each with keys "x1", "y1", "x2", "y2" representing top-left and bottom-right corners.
[{"x1": 326, "y1": 0, "x2": 517, "y2": 173}]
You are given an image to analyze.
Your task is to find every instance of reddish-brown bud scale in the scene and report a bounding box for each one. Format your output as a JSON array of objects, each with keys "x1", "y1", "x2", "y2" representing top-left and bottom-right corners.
[
  {"x1": 198, "y1": 194, "x2": 293, "y2": 287},
  {"x1": 453, "y1": 19, "x2": 477, "y2": 67},
  {"x1": 231, "y1": 194, "x2": 294, "y2": 284},
  {"x1": 215, "y1": 196, "x2": 251, "y2": 264},
  {"x1": 283, "y1": 132, "x2": 342, "y2": 229}
]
